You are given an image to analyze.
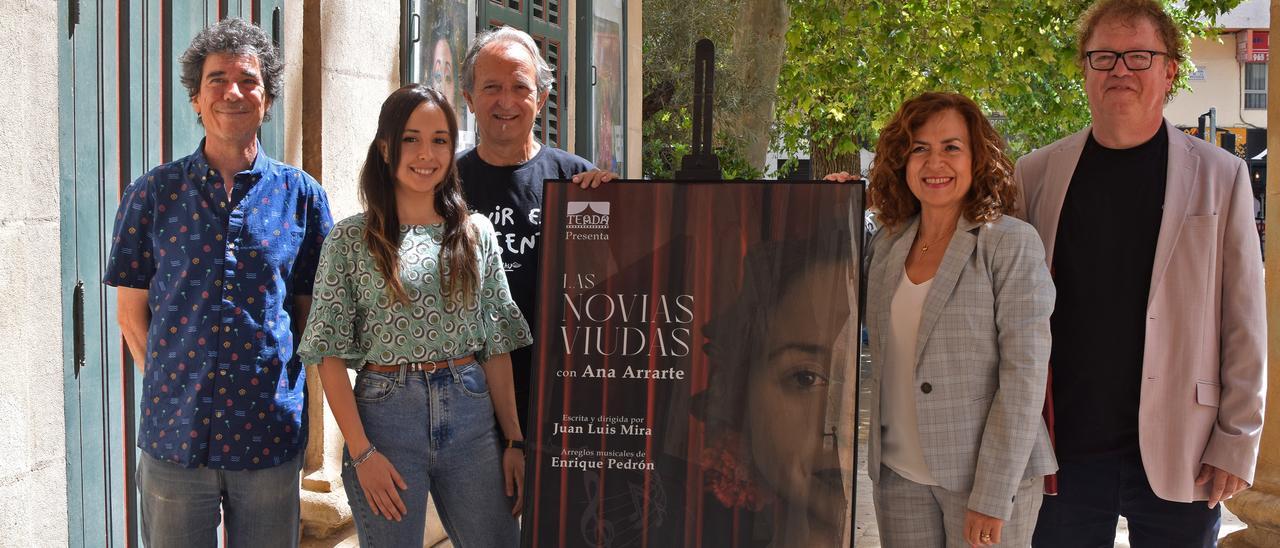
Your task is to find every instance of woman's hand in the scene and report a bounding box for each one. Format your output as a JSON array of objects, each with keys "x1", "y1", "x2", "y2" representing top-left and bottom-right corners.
[
  {"x1": 504, "y1": 447, "x2": 526, "y2": 516},
  {"x1": 822, "y1": 171, "x2": 863, "y2": 183},
  {"x1": 572, "y1": 169, "x2": 618, "y2": 189},
  {"x1": 963, "y1": 509, "x2": 1004, "y2": 547},
  {"x1": 355, "y1": 451, "x2": 409, "y2": 521}
]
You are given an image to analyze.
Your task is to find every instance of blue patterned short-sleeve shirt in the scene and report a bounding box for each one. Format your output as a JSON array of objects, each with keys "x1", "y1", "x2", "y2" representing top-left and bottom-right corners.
[
  {"x1": 103, "y1": 142, "x2": 333, "y2": 470},
  {"x1": 298, "y1": 213, "x2": 532, "y2": 368}
]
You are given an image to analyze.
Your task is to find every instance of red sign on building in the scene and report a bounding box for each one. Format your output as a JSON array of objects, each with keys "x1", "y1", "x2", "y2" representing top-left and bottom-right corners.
[{"x1": 1237, "y1": 30, "x2": 1269, "y2": 63}]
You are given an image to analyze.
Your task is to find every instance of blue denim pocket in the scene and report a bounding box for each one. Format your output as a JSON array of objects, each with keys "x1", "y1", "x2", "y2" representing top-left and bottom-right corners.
[
  {"x1": 455, "y1": 363, "x2": 490, "y2": 399},
  {"x1": 353, "y1": 370, "x2": 397, "y2": 403}
]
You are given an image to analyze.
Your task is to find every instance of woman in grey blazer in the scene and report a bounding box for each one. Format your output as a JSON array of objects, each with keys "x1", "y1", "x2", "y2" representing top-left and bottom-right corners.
[{"x1": 862, "y1": 92, "x2": 1056, "y2": 547}]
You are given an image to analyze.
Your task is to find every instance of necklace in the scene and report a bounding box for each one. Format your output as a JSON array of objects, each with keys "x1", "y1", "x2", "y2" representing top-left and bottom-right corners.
[{"x1": 917, "y1": 231, "x2": 952, "y2": 254}]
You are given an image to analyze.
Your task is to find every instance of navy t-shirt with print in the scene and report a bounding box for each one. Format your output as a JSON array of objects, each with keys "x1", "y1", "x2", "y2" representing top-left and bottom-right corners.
[
  {"x1": 457, "y1": 145, "x2": 594, "y2": 429},
  {"x1": 103, "y1": 142, "x2": 333, "y2": 470}
]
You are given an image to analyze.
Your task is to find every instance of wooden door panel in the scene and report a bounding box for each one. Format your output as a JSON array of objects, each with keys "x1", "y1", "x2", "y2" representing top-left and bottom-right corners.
[{"x1": 62, "y1": 1, "x2": 266, "y2": 545}]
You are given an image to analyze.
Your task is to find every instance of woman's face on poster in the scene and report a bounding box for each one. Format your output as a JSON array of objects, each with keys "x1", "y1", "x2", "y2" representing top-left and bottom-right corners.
[
  {"x1": 746, "y1": 261, "x2": 850, "y2": 531},
  {"x1": 431, "y1": 38, "x2": 456, "y2": 105}
]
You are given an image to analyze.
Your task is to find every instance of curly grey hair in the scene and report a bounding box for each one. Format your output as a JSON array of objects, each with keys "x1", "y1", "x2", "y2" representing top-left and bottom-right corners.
[
  {"x1": 179, "y1": 18, "x2": 283, "y2": 120},
  {"x1": 460, "y1": 26, "x2": 555, "y2": 96}
]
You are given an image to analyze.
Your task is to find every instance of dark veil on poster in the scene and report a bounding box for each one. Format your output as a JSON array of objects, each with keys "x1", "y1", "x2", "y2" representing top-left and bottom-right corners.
[{"x1": 525, "y1": 181, "x2": 864, "y2": 548}]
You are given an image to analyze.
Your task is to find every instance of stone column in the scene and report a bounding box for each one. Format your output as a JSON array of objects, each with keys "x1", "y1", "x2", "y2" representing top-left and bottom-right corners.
[
  {"x1": 625, "y1": 0, "x2": 643, "y2": 178},
  {"x1": 1220, "y1": 2, "x2": 1280, "y2": 546},
  {"x1": 294, "y1": 2, "x2": 449, "y2": 544},
  {"x1": 300, "y1": 366, "x2": 354, "y2": 538},
  {"x1": 297, "y1": 0, "x2": 396, "y2": 539}
]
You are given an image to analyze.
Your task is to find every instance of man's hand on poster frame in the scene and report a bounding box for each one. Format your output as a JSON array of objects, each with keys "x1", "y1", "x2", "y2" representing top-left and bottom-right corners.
[{"x1": 572, "y1": 169, "x2": 619, "y2": 189}]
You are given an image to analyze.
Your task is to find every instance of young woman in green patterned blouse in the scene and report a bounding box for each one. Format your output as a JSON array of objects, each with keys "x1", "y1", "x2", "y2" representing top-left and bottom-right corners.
[{"x1": 298, "y1": 84, "x2": 531, "y2": 547}]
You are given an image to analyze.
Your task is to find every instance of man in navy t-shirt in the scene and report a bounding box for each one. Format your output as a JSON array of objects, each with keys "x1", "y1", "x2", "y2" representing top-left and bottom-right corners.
[{"x1": 456, "y1": 26, "x2": 615, "y2": 432}]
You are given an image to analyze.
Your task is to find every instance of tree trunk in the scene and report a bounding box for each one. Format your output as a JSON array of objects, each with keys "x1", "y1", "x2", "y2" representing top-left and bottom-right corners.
[
  {"x1": 727, "y1": 0, "x2": 789, "y2": 173},
  {"x1": 810, "y1": 133, "x2": 860, "y2": 180}
]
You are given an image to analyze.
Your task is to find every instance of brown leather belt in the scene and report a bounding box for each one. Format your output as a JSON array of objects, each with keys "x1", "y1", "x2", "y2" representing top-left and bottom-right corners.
[{"x1": 363, "y1": 354, "x2": 476, "y2": 374}]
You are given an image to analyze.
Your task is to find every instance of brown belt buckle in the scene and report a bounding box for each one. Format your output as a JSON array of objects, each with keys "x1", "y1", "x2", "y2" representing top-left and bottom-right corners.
[{"x1": 425, "y1": 360, "x2": 442, "y2": 374}]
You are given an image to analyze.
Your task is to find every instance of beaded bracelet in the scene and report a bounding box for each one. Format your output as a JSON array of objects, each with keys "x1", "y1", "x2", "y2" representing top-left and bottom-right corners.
[{"x1": 351, "y1": 445, "x2": 378, "y2": 467}]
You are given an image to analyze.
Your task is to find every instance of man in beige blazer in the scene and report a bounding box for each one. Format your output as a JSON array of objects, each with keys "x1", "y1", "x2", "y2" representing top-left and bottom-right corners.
[{"x1": 1015, "y1": 1, "x2": 1266, "y2": 546}]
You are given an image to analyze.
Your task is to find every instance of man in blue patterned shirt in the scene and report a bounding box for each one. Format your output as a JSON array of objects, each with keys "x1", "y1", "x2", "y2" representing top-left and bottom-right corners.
[{"x1": 103, "y1": 18, "x2": 332, "y2": 547}]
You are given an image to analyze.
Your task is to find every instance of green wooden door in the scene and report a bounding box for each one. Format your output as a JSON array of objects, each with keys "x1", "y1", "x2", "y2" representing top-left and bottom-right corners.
[
  {"x1": 60, "y1": 0, "x2": 128, "y2": 544},
  {"x1": 60, "y1": 1, "x2": 286, "y2": 545},
  {"x1": 480, "y1": 0, "x2": 568, "y2": 149}
]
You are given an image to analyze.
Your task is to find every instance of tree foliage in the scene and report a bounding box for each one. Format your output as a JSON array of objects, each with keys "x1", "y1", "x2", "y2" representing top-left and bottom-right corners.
[
  {"x1": 642, "y1": 0, "x2": 1246, "y2": 179},
  {"x1": 774, "y1": 0, "x2": 1245, "y2": 176}
]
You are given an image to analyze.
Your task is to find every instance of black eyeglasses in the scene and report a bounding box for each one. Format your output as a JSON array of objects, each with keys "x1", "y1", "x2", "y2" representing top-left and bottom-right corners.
[{"x1": 1084, "y1": 50, "x2": 1168, "y2": 71}]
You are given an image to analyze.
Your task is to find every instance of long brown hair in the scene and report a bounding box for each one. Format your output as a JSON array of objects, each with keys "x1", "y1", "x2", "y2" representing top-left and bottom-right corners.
[
  {"x1": 359, "y1": 84, "x2": 479, "y2": 306},
  {"x1": 867, "y1": 92, "x2": 1018, "y2": 230}
]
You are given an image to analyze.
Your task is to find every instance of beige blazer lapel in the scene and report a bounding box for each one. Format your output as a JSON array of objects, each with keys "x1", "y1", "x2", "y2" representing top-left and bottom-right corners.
[
  {"x1": 1148, "y1": 121, "x2": 1199, "y2": 307},
  {"x1": 913, "y1": 217, "x2": 981, "y2": 367},
  {"x1": 1034, "y1": 128, "x2": 1089, "y2": 265}
]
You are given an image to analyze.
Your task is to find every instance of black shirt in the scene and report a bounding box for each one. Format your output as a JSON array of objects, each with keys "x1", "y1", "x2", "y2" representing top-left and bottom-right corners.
[
  {"x1": 457, "y1": 145, "x2": 595, "y2": 429},
  {"x1": 1050, "y1": 127, "x2": 1167, "y2": 458}
]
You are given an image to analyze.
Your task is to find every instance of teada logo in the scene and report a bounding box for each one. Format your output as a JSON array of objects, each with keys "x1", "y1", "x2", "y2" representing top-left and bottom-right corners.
[{"x1": 565, "y1": 201, "x2": 610, "y2": 230}]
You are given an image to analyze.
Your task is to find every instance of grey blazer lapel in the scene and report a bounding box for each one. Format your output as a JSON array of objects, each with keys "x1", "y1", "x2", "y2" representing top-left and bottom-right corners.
[
  {"x1": 871, "y1": 219, "x2": 918, "y2": 380},
  {"x1": 913, "y1": 218, "x2": 981, "y2": 367},
  {"x1": 1148, "y1": 120, "x2": 1198, "y2": 307}
]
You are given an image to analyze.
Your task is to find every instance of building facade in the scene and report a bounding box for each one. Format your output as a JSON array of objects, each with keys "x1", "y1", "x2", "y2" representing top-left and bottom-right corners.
[
  {"x1": 1167, "y1": 0, "x2": 1269, "y2": 247},
  {"x1": 11, "y1": 1, "x2": 1279, "y2": 546},
  {"x1": 1168, "y1": 0, "x2": 1269, "y2": 136},
  {"x1": 1, "y1": 0, "x2": 640, "y2": 545}
]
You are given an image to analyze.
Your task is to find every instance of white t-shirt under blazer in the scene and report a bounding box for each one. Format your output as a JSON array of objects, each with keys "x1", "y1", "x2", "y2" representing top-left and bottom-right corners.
[{"x1": 881, "y1": 269, "x2": 938, "y2": 485}]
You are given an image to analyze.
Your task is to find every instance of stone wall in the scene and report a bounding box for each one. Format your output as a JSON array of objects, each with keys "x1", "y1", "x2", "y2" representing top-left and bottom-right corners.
[{"x1": 0, "y1": 0, "x2": 68, "y2": 545}]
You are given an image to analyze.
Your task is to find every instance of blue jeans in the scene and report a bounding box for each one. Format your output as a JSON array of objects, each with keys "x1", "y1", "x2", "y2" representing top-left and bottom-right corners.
[
  {"x1": 343, "y1": 362, "x2": 518, "y2": 547},
  {"x1": 137, "y1": 453, "x2": 301, "y2": 548},
  {"x1": 1032, "y1": 449, "x2": 1220, "y2": 548}
]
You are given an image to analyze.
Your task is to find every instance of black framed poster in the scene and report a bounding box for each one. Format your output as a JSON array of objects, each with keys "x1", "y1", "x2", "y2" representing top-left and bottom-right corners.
[{"x1": 524, "y1": 180, "x2": 864, "y2": 548}]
